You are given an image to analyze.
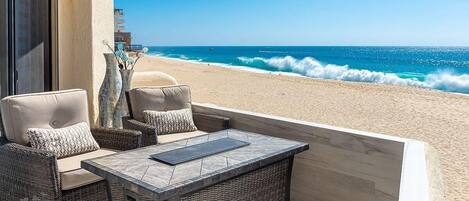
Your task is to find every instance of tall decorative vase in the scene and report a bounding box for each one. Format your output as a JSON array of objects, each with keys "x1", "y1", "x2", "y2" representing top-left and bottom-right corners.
[
  {"x1": 98, "y1": 53, "x2": 122, "y2": 128},
  {"x1": 113, "y1": 69, "x2": 134, "y2": 128}
]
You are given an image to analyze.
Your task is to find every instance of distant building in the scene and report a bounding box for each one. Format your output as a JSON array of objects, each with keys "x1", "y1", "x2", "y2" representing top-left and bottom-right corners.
[
  {"x1": 114, "y1": 9, "x2": 142, "y2": 51},
  {"x1": 114, "y1": 9, "x2": 125, "y2": 32},
  {"x1": 115, "y1": 32, "x2": 131, "y2": 50}
]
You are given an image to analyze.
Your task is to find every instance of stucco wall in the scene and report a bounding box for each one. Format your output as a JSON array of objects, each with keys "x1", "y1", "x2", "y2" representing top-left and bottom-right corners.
[{"x1": 58, "y1": 0, "x2": 114, "y2": 125}]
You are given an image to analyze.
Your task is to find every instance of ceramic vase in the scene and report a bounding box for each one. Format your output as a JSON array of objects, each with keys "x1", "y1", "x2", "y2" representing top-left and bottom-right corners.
[
  {"x1": 98, "y1": 53, "x2": 122, "y2": 128},
  {"x1": 113, "y1": 69, "x2": 134, "y2": 128}
]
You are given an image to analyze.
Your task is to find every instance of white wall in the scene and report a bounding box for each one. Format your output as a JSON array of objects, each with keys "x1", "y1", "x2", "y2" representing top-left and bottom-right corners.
[{"x1": 58, "y1": 0, "x2": 114, "y2": 125}]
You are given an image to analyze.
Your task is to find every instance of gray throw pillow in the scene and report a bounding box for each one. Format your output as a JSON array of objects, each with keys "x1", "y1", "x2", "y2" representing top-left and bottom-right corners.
[
  {"x1": 143, "y1": 108, "x2": 197, "y2": 135},
  {"x1": 27, "y1": 122, "x2": 100, "y2": 158}
]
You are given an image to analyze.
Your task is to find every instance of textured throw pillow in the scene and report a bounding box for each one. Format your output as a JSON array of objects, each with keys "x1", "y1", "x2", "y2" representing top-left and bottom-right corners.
[
  {"x1": 27, "y1": 122, "x2": 100, "y2": 158},
  {"x1": 143, "y1": 108, "x2": 197, "y2": 135}
]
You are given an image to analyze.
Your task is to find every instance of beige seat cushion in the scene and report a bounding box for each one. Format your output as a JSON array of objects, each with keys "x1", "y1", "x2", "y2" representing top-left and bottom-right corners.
[
  {"x1": 0, "y1": 89, "x2": 89, "y2": 145},
  {"x1": 158, "y1": 130, "x2": 208, "y2": 144},
  {"x1": 128, "y1": 85, "x2": 191, "y2": 122},
  {"x1": 57, "y1": 149, "x2": 117, "y2": 190}
]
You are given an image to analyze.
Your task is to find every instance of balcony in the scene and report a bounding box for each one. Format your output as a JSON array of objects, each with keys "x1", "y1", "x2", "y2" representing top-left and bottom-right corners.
[
  {"x1": 115, "y1": 26, "x2": 125, "y2": 32},
  {"x1": 0, "y1": 1, "x2": 445, "y2": 201},
  {"x1": 114, "y1": 19, "x2": 125, "y2": 24}
]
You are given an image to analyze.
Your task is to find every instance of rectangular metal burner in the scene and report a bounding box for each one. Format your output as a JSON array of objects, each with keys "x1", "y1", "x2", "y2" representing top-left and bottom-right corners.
[{"x1": 150, "y1": 138, "x2": 250, "y2": 165}]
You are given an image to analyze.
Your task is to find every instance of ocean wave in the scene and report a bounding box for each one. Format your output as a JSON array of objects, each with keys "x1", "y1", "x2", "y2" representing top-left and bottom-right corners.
[
  {"x1": 425, "y1": 72, "x2": 469, "y2": 93},
  {"x1": 238, "y1": 56, "x2": 469, "y2": 93}
]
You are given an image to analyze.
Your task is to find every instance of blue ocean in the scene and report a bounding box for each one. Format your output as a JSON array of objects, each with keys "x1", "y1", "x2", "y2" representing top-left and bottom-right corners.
[{"x1": 148, "y1": 46, "x2": 469, "y2": 94}]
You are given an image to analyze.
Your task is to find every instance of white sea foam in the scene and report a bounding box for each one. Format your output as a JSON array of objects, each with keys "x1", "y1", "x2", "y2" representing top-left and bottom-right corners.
[
  {"x1": 238, "y1": 56, "x2": 469, "y2": 93},
  {"x1": 152, "y1": 55, "x2": 301, "y2": 75},
  {"x1": 425, "y1": 72, "x2": 469, "y2": 93},
  {"x1": 150, "y1": 54, "x2": 469, "y2": 94}
]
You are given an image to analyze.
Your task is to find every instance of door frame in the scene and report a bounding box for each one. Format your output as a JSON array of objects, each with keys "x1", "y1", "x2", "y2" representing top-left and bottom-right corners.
[
  {"x1": 6, "y1": 0, "x2": 14, "y2": 96},
  {"x1": 0, "y1": 0, "x2": 9, "y2": 98},
  {"x1": 51, "y1": 0, "x2": 59, "y2": 91}
]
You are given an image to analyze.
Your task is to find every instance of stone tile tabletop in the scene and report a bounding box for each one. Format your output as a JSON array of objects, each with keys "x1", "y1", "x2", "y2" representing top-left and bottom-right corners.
[{"x1": 82, "y1": 129, "x2": 309, "y2": 200}]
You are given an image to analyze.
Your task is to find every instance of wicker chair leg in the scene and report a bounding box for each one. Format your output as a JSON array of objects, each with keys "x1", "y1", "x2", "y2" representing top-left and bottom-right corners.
[
  {"x1": 108, "y1": 180, "x2": 126, "y2": 201},
  {"x1": 61, "y1": 180, "x2": 109, "y2": 201}
]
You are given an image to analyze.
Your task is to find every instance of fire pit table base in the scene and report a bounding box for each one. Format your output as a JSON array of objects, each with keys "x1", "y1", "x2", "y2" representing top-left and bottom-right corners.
[{"x1": 124, "y1": 158, "x2": 293, "y2": 201}]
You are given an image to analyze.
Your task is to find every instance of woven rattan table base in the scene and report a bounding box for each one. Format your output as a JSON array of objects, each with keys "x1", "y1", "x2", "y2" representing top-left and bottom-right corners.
[{"x1": 123, "y1": 158, "x2": 293, "y2": 201}]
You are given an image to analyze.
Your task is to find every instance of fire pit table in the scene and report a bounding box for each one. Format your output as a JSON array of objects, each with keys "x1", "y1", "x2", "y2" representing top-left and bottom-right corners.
[{"x1": 82, "y1": 129, "x2": 309, "y2": 201}]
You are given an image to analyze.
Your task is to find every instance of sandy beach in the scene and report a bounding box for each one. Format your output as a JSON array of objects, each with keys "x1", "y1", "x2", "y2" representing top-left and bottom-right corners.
[{"x1": 135, "y1": 56, "x2": 468, "y2": 201}]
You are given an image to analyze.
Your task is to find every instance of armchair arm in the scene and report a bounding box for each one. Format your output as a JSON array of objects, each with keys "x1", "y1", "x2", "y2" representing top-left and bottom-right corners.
[
  {"x1": 91, "y1": 128, "x2": 142, "y2": 151},
  {"x1": 122, "y1": 116, "x2": 157, "y2": 146},
  {"x1": 193, "y1": 113, "x2": 230, "y2": 132},
  {"x1": 0, "y1": 142, "x2": 60, "y2": 201}
]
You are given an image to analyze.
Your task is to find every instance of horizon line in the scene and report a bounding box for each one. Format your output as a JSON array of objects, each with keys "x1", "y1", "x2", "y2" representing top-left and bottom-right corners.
[{"x1": 141, "y1": 45, "x2": 469, "y2": 48}]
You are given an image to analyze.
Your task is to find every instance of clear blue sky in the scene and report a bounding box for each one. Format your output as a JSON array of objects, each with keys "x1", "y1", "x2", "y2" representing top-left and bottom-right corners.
[{"x1": 114, "y1": 0, "x2": 469, "y2": 46}]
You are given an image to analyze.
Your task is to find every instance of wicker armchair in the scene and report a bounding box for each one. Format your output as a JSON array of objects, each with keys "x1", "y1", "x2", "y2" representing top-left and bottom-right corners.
[
  {"x1": 123, "y1": 85, "x2": 230, "y2": 146},
  {"x1": 0, "y1": 89, "x2": 142, "y2": 201}
]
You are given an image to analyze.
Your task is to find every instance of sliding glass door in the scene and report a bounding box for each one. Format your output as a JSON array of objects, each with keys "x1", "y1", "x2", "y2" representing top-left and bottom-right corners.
[
  {"x1": 0, "y1": 0, "x2": 52, "y2": 96},
  {"x1": 13, "y1": 0, "x2": 52, "y2": 94}
]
